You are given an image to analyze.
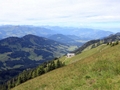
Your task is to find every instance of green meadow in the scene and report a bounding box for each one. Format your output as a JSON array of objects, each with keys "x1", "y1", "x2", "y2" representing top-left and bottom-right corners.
[{"x1": 12, "y1": 44, "x2": 120, "y2": 90}]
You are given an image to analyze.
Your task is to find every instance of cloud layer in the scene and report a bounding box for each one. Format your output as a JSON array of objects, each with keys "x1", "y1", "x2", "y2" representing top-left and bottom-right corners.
[{"x1": 0, "y1": 0, "x2": 120, "y2": 29}]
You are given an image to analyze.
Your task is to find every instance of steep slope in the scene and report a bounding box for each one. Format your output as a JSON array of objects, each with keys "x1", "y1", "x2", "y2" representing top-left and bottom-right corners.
[{"x1": 12, "y1": 43, "x2": 120, "y2": 90}]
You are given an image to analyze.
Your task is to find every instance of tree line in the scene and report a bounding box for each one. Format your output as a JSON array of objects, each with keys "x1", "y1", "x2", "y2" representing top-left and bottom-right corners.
[
  {"x1": 0, "y1": 59, "x2": 64, "y2": 90},
  {"x1": 107, "y1": 40, "x2": 119, "y2": 46}
]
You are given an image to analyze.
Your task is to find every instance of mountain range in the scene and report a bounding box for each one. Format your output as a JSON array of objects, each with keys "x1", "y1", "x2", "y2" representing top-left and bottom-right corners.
[
  {"x1": 44, "y1": 26, "x2": 113, "y2": 40},
  {"x1": 0, "y1": 25, "x2": 55, "y2": 39},
  {"x1": 0, "y1": 25, "x2": 113, "y2": 41}
]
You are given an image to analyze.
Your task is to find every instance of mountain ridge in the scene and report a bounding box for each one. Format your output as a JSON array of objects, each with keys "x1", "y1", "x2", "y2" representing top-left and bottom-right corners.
[
  {"x1": 44, "y1": 26, "x2": 113, "y2": 40},
  {"x1": 48, "y1": 34, "x2": 83, "y2": 46},
  {"x1": 0, "y1": 25, "x2": 113, "y2": 40},
  {"x1": 74, "y1": 32, "x2": 120, "y2": 54},
  {"x1": 0, "y1": 34, "x2": 69, "y2": 84},
  {"x1": 0, "y1": 34, "x2": 69, "y2": 69}
]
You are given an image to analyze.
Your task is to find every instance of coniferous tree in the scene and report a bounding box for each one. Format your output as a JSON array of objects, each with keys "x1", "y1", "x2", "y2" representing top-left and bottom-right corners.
[
  {"x1": 56, "y1": 59, "x2": 62, "y2": 68},
  {"x1": 37, "y1": 65, "x2": 45, "y2": 76},
  {"x1": 115, "y1": 40, "x2": 119, "y2": 45},
  {"x1": 27, "y1": 70, "x2": 33, "y2": 80},
  {"x1": 32, "y1": 70, "x2": 37, "y2": 78},
  {"x1": 107, "y1": 42, "x2": 109, "y2": 45},
  {"x1": 51, "y1": 61, "x2": 56, "y2": 70},
  {"x1": 21, "y1": 70, "x2": 27, "y2": 82},
  {"x1": 16, "y1": 76, "x2": 21, "y2": 86}
]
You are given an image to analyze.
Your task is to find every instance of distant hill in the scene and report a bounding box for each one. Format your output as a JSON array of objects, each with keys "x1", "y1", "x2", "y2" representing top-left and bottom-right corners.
[
  {"x1": 74, "y1": 32, "x2": 120, "y2": 54},
  {"x1": 66, "y1": 35, "x2": 86, "y2": 41},
  {"x1": 11, "y1": 36, "x2": 120, "y2": 90},
  {"x1": 48, "y1": 34, "x2": 83, "y2": 46},
  {"x1": 49, "y1": 34, "x2": 75, "y2": 43},
  {"x1": 0, "y1": 34, "x2": 69, "y2": 84},
  {"x1": 103, "y1": 32, "x2": 120, "y2": 43},
  {"x1": 0, "y1": 34, "x2": 69, "y2": 70}
]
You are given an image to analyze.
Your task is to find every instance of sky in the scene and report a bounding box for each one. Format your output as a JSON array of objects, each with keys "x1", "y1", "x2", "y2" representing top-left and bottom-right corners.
[{"x1": 0, "y1": 0, "x2": 120, "y2": 32}]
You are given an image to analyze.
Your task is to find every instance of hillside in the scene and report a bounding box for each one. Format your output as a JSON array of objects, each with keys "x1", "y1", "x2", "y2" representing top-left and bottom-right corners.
[
  {"x1": 48, "y1": 34, "x2": 83, "y2": 46},
  {"x1": 74, "y1": 32, "x2": 120, "y2": 54},
  {"x1": 0, "y1": 34, "x2": 69, "y2": 84},
  {"x1": 48, "y1": 34, "x2": 75, "y2": 44},
  {"x1": 0, "y1": 34, "x2": 69, "y2": 70},
  {"x1": 12, "y1": 42, "x2": 120, "y2": 90}
]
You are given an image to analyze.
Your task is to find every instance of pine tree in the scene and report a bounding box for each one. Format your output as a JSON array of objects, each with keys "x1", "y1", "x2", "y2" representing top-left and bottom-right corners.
[
  {"x1": 107, "y1": 42, "x2": 109, "y2": 45},
  {"x1": 16, "y1": 76, "x2": 21, "y2": 86},
  {"x1": 37, "y1": 66, "x2": 45, "y2": 76},
  {"x1": 115, "y1": 40, "x2": 119, "y2": 45},
  {"x1": 56, "y1": 59, "x2": 61, "y2": 68},
  {"x1": 51, "y1": 61, "x2": 56, "y2": 70},
  {"x1": 32, "y1": 70, "x2": 37, "y2": 78}
]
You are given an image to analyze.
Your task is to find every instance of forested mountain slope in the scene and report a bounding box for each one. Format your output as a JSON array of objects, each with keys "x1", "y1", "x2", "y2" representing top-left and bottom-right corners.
[
  {"x1": 0, "y1": 34, "x2": 69, "y2": 70},
  {"x1": 0, "y1": 34, "x2": 69, "y2": 84}
]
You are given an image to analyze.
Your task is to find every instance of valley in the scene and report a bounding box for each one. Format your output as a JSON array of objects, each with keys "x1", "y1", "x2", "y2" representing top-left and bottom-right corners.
[
  {"x1": 0, "y1": 0, "x2": 120, "y2": 90},
  {"x1": 0, "y1": 25, "x2": 119, "y2": 90}
]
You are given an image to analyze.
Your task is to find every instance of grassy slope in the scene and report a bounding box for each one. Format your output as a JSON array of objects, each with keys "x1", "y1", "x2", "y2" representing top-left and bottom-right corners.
[
  {"x1": 60, "y1": 44, "x2": 109, "y2": 65},
  {"x1": 12, "y1": 44, "x2": 120, "y2": 90}
]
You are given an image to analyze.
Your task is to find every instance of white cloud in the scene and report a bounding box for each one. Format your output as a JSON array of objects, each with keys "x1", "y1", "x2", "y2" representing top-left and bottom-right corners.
[{"x1": 0, "y1": 0, "x2": 120, "y2": 29}]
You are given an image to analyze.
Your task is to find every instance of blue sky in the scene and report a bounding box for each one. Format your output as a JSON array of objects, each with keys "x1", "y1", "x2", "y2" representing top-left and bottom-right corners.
[{"x1": 0, "y1": 0, "x2": 120, "y2": 32}]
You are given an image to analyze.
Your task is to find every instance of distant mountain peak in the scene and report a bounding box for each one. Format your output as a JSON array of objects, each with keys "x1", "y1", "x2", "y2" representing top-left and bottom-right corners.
[{"x1": 23, "y1": 34, "x2": 40, "y2": 39}]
